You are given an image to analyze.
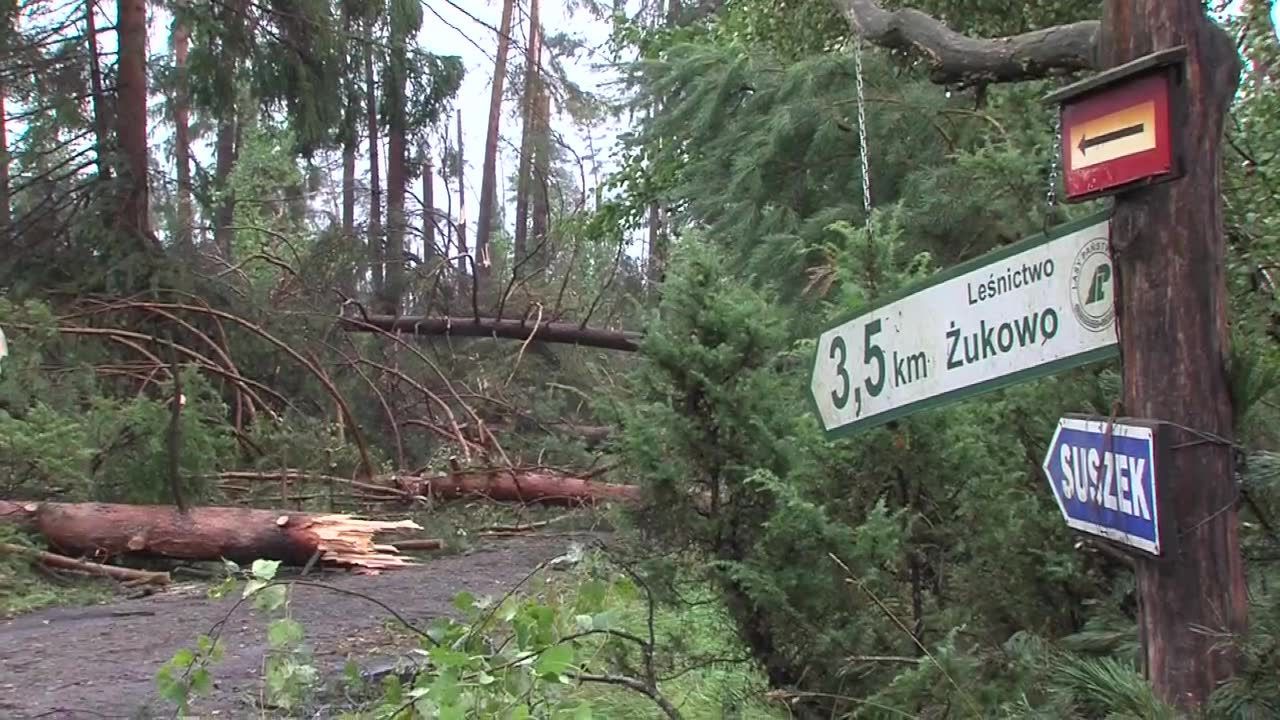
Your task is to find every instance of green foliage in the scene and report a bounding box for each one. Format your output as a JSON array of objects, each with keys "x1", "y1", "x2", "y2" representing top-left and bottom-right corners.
[{"x1": 0, "y1": 301, "x2": 235, "y2": 502}]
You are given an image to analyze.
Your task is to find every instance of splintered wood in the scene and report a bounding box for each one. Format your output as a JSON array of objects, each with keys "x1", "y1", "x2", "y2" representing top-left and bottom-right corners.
[{"x1": 301, "y1": 514, "x2": 423, "y2": 571}]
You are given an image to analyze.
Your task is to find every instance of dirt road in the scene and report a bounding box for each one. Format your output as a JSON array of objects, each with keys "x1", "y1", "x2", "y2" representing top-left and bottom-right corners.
[{"x1": 0, "y1": 534, "x2": 587, "y2": 719}]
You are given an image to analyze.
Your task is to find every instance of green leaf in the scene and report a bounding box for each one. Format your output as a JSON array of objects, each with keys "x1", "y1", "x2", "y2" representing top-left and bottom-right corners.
[
  {"x1": 251, "y1": 558, "x2": 281, "y2": 581},
  {"x1": 534, "y1": 644, "x2": 576, "y2": 679},
  {"x1": 156, "y1": 673, "x2": 189, "y2": 708},
  {"x1": 171, "y1": 648, "x2": 195, "y2": 668},
  {"x1": 268, "y1": 618, "x2": 305, "y2": 649},
  {"x1": 190, "y1": 667, "x2": 212, "y2": 695},
  {"x1": 428, "y1": 645, "x2": 470, "y2": 670},
  {"x1": 509, "y1": 705, "x2": 532, "y2": 720},
  {"x1": 452, "y1": 590, "x2": 476, "y2": 613},
  {"x1": 242, "y1": 578, "x2": 267, "y2": 598},
  {"x1": 254, "y1": 585, "x2": 289, "y2": 613}
]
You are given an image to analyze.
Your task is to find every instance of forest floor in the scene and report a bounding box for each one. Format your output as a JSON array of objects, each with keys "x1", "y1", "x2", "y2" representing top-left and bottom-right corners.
[{"x1": 0, "y1": 533, "x2": 594, "y2": 719}]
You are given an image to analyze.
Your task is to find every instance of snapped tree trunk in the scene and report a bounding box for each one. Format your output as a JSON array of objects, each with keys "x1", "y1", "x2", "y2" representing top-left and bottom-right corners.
[
  {"x1": 172, "y1": 17, "x2": 194, "y2": 252},
  {"x1": 365, "y1": 27, "x2": 384, "y2": 297},
  {"x1": 474, "y1": 0, "x2": 516, "y2": 287},
  {"x1": 1104, "y1": 1, "x2": 1247, "y2": 708},
  {"x1": 0, "y1": 501, "x2": 423, "y2": 571},
  {"x1": 455, "y1": 109, "x2": 468, "y2": 272}
]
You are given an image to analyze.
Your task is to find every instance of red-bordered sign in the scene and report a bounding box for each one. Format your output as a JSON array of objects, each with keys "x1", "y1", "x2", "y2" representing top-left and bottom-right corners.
[{"x1": 1059, "y1": 71, "x2": 1175, "y2": 202}]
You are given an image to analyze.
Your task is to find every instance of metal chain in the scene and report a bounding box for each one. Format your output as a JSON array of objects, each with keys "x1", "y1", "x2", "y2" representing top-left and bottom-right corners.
[
  {"x1": 853, "y1": 39, "x2": 872, "y2": 219},
  {"x1": 1046, "y1": 110, "x2": 1062, "y2": 216}
]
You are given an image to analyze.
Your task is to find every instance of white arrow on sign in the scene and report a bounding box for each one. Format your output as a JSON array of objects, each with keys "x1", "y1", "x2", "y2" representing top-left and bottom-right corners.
[{"x1": 809, "y1": 214, "x2": 1118, "y2": 435}]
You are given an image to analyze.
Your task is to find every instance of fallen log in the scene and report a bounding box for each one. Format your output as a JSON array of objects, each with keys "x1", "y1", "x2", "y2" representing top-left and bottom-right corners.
[
  {"x1": 341, "y1": 314, "x2": 642, "y2": 352},
  {"x1": 0, "y1": 501, "x2": 422, "y2": 571},
  {"x1": 0, "y1": 542, "x2": 171, "y2": 586},
  {"x1": 216, "y1": 468, "x2": 643, "y2": 507},
  {"x1": 395, "y1": 470, "x2": 643, "y2": 506}
]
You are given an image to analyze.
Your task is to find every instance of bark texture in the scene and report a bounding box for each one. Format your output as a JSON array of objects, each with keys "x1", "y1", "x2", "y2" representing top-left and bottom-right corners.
[
  {"x1": 115, "y1": 0, "x2": 151, "y2": 240},
  {"x1": 831, "y1": 0, "x2": 1100, "y2": 85},
  {"x1": 0, "y1": 501, "x2": 422, "y2": 570},
  {"x1": 342, "y1": 314, "x2": 641, "y2": 351},
  {"x1": 1102, "y1": 1, "x2": 1246, "y2": 709}
]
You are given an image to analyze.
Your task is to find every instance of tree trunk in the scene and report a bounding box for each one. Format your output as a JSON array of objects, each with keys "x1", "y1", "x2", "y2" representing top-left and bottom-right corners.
[
  {"x1": 455, "y1": 109, "x2": 468, "y2": 272},
  {"x1": 0, "y1": 501, "x2": 422, "y2": 570},
  {"x1": 115, "y1": 0, "x2": 151, "y2": 243},
  {"x1": 512, "y1": 0, "x2": 542, "y2": 276},
  {"x1": 397, "y1": 470, "x2": 641, "y2": 506},
  {"x1": 85, "y1": 0, "x2": 111, "y2": 180},
  {"x1": 1103, "y1": 1, "x2": 1246, "y2": 709},
  {"x1": 341, "y1": 313, "x2": 642, "y2": 351},
  {"x1": 380, "y1": 29, "x2": 407, "y2": 316},
  {"x1": 365, "y1": 32, "x2": 384, "y2": 297},
  {"x1": 213, "y1": 115, "x2": 238, "y2": 259},
  {"x1": 423, "y1": 143, "x2": 436, "y2": 260},
  {"x1": 474, "y1": 0, "x2": 516, "y2": 287},
  {"x1": 172, "y1": 18, "x2": 194, "y2": 252},
  {"x1": 530, "y1": 87, "x2": 551, "y2": 277},
  {"x1": 0, "y1": 83, "x2": 9, "y2": 239}
]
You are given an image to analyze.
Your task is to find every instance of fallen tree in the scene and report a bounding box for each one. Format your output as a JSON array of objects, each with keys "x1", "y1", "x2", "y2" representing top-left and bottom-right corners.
[
  {"x1": 0, "y1": 501, "x2": 422, "y2": 571},
  {"x1": 218, "y1": 468, "x2": 643, "y2": 507},
  {"x1": 395, "y1": 470, "x2": 642, "y2": 506},
  {"x1": 341, "y1": 314, "x2": 642, "y2": 352}
]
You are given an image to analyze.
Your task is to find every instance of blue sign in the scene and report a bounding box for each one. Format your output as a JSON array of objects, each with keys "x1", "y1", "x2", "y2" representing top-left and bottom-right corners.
[{"x1": 1042, "y1": 417, "x2": 1162, "y2": 555}]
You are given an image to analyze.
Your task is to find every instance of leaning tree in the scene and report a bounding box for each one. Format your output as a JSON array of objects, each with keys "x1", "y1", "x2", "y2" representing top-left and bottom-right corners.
[{"x1": 830, "y1": 0, "x2": 1244, "y2": 711}]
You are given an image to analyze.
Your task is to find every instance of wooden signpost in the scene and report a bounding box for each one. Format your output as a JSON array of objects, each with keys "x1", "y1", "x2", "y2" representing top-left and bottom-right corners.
[{"x1": 822, "y1": 0, "x2": 1246, "y2": 708}]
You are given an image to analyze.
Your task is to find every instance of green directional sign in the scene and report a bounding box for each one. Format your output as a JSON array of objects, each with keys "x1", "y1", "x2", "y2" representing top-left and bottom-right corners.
[{"x1": 809, "y1": 213, "x2": 1118, "y2": 436}]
